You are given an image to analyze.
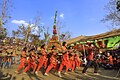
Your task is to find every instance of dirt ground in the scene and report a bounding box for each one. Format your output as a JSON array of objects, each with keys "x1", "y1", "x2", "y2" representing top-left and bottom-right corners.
[{"x1": 0, "y1": 64, "x2": 120, "y2": 80}]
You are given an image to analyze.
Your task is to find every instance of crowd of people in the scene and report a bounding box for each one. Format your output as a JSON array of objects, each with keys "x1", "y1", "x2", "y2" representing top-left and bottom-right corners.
[
  {"x1": 14, "y1": 42, "x2": 82, "y2": 77},
  {"x1": 0, "y1": 42, "x2": 120, "y2": 78},
  {"x1": 0, "y1": 46, "x2": 21, "y2": 69}
]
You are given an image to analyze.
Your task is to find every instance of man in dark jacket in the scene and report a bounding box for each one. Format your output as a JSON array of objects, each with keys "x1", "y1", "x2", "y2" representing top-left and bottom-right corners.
[{"x1": 82, "y1": 43, "x2": 99, "y2": 75}]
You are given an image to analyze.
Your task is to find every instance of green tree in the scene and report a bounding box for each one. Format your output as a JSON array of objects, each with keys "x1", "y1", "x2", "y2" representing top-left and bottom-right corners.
[
  {"x1": 12, "y1": 16, "x2": 44, "y2": 44},
  {"x1": 0, "y1": 28, "x2": 7, "y2": 39}
]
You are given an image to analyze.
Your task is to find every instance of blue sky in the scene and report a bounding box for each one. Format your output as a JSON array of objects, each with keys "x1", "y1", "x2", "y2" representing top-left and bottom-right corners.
[{"x1": 8, "y1": 0, "x2": 109, "y2": 38}]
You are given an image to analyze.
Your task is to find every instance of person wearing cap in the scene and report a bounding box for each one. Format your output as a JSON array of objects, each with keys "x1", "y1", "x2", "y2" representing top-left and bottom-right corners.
[{"x1": 44, "y1": 51, "x2": 57, "y2": 76}]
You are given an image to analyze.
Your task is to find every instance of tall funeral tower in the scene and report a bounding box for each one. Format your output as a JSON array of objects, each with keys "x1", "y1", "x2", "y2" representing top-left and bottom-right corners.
[{"x1": 47, "y1": 11, "x2": 61, "y2": 49}]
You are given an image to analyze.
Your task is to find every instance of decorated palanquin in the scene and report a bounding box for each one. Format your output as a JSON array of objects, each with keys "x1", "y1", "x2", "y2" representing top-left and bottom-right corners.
[{"x1": 48, "y1": 34, "x2": 61, "y2": 50}]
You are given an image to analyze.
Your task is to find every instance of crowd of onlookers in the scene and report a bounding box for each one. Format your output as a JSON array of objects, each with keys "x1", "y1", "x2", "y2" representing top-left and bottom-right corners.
[
  {"x1": 97, "y1": 50, "x2": 120, "y2": 70},
  {"x1": 0, "y1": 50, "x2": 21, "y2": 69},
  {"x1": 0, "y1": 44, "x2": 36, "y2": 69}
]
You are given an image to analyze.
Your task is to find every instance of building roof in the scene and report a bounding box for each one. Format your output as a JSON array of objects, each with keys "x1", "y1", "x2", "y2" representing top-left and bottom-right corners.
[
  {"x1": 66, "y1": 36, "x2": 86, "y2": 44},
  {"x1": 66, "y1": 29, "x2": 120, "y2": 44}
]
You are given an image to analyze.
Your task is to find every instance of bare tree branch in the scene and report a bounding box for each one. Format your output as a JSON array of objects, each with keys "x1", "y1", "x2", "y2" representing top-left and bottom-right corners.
[{"x1": 102, "y1": 0, "x2": 120, "y2": 29}]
